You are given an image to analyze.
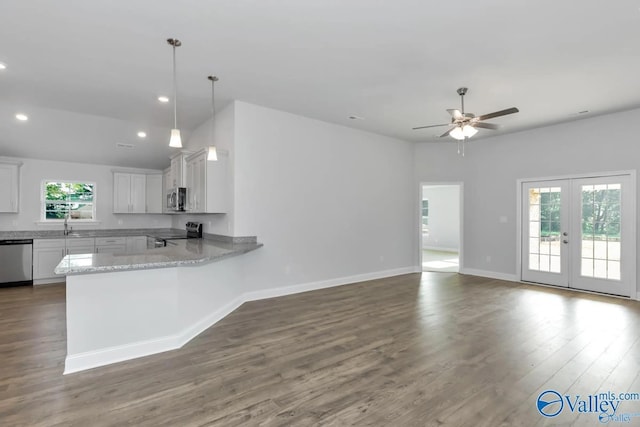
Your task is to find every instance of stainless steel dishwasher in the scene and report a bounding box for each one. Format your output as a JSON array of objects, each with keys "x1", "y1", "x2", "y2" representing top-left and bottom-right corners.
[{"x1": 0, "y1": 239, "x2": 33, "y2": 286}]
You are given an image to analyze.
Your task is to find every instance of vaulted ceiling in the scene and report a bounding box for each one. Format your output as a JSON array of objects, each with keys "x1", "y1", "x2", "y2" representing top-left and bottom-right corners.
[{"x1": 1, "y1": 1, "x2": 639, "y2": 169}]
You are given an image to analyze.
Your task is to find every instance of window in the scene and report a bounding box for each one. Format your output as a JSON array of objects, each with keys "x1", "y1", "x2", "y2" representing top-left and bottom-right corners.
[{"x1": 43, "y1": 181, "x2": 96, "y2": 221}]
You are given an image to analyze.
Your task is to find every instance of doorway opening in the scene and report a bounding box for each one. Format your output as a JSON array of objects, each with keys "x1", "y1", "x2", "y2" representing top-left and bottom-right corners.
[{"x1": 421, "y1": 184, "x2": 462, "y2": 273}]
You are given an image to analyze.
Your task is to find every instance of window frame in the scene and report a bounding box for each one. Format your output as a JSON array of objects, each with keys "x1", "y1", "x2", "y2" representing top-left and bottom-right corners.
[{"x1": 41, "y1": 180, "x2": 98, "y2": 222}]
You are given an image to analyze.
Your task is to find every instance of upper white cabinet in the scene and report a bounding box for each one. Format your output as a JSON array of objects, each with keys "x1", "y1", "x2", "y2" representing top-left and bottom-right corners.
[
  {"x1": 0, "y1": 160, "x2": 22, "y2": 213},
  {"x1": 185, "y1": 149, "x2": 228, "y2": 213},
  {"x1": 113, "y1": 173, "x2": 146, "y2": 213},
  {"x1": 145, "y1": 173, "x2": 163, "y2": 214},
  {"x1": 168, "y1": 151, "x2": 192, "y2": 189}
]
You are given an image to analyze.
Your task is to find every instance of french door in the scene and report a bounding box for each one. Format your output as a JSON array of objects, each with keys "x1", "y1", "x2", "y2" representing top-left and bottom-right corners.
[{"x1": 521, "y1": 174, "x2": 635, "y2": 297}]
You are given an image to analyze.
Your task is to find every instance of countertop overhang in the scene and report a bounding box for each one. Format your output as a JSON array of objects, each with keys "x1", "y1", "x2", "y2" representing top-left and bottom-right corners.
[{"x1": 54, "y1": 238, "x2": 262, "y2": 276}]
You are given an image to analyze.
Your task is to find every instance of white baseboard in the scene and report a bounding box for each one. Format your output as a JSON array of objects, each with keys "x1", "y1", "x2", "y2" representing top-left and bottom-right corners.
[
  {"x1": 244, "y1": 266, "x2": 417, "y2": 302},
  {"x1": 459, "y1": 268, "x2": 518, "y2": 282},
  {"x1": 175, "y1": 296, "x2": 245, "y2": 348},
  {"x1": 64, "y1": 266, "x2": 417, "y2": 374},
  {"x1": 64, "y1": 335, "x2": 179, "y2": 375},
  {"x1": 34, "y1": 277, "x2": 65, "y2": 286}
]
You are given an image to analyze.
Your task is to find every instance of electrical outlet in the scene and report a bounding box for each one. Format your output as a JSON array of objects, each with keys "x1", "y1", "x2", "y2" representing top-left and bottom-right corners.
[{"x1": 486, "y1": 255, "x2": 492, "y2": 263}]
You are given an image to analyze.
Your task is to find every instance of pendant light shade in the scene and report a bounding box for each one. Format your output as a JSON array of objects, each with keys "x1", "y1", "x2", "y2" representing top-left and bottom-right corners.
[
  {"x1": 207, "y1": 75, "x2": 219, "y2": 161},
  {"x1": 169, "y1": 129, "x2": 182, "y2": 148},
  {"x1": 167, "y1": 38, "x2": 182, "y2": 148},
  {"x1": 207, "y1": 146, "x2": 218, "y2": 161}
]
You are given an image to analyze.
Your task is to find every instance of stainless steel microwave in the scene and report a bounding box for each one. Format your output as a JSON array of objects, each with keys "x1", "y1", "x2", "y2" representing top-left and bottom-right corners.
[{"x1": 167, "y1": 187, "x2": 187, "y2": 211}]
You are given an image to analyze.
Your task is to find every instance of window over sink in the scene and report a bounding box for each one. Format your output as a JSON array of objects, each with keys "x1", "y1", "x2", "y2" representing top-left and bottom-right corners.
[{"x1": 42, "y1": 181, "x2": 96, "y2": 221}]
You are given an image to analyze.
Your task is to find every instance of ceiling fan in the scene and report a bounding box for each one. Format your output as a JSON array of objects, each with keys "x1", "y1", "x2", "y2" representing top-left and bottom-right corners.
[{"x1": 412, "y1": 87, "x2": 519, "y2": 142}]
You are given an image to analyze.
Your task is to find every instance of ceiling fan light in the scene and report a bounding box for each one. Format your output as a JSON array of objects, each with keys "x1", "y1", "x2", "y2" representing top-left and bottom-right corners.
[
  {"x1": 450, "y1": 126, "x2": 465, "y2": 140},
  {"x1": 462, "y1": 125, "x2": 478, "y2": 138},
  {"x1": 169, "y1": 128, "x2": 182, "y2": 148},
  {"x1": 207, "y1": 145, "x2": 218, "y2": 161}
]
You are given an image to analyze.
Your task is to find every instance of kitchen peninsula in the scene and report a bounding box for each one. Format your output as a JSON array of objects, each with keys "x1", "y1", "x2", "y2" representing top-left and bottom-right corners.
[{"x1": 55, "y1": 235, "x2": 262, "y2": 374}]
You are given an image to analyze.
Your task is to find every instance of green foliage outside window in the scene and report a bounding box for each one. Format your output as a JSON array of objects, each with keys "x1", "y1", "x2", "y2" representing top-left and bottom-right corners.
[{"x1": 44, "y1": 182, "x2": 95, "y2": 220}]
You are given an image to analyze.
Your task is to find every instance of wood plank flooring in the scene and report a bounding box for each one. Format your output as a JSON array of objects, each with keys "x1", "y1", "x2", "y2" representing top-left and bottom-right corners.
[{"x1": 1, "y1": 273, "x2": 639, "y2": 426}]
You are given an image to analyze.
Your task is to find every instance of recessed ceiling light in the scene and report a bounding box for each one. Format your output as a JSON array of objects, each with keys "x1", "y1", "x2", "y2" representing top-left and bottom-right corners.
[
  {"x1": 158, "y1": 96, "x2": 169, "y2": 103},
  {"x1": 137, "y1": 131, "x2": 147, "y2": 138},
  {"x1": 15, "y1": 113, "x2": 28, "y2": 121},
  {"x1": 0, "y1": 63, "x2": 6, "y2": 70}
]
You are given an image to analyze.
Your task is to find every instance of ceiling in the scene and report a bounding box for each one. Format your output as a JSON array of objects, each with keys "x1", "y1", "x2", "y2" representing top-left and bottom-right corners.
[{"x1": 1, "y1": 0, "x2": 640, "y2": 170}]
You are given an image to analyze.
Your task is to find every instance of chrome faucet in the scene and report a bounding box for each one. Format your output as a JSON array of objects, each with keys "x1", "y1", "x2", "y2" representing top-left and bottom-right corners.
[{"x1": 63, "y1": 216, "x2": 71, "y2": 236}]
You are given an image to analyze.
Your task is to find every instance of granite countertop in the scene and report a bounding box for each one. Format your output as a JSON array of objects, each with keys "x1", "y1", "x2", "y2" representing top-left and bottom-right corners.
[
  {"x1": 55, "y1": 238, "x2": 263, "y2": 276},
  {"x1": 0, "y1": 228, "x2": 180, "y2": 240}
]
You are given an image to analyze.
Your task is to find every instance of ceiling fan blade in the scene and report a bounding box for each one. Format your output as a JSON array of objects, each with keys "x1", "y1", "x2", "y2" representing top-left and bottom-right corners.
[
  {"x1": 439, "y1": 127, "x2": 456, "y2": 138},
  {"x1": 412, "y1": 123, "x2": 450, "y2": 130},
  {"x1": 477, "y1": 107, "x2": 519, "y2": 121},
  {"x1": 473, "y1": 122, "x2": 500, "y2": 130},
  {"x1": 447, "y1": 109, "x2": 463, "y2": 120}
]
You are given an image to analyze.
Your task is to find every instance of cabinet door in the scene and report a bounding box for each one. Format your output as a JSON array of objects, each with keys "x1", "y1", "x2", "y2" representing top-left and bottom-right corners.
[
  {"x1": 126, "y1": 236, "x2": 147, "y2": 254},
  {"x1": 113, "y1": 173, "x2": 132, "y2": 213},
  {"x1": 146, "y1": 174, "x2": 162, "y2": 213},
  {"x1": 96, "y1": 244, "x2": 127, "y2": 254},
  {"x1": 33, "y1": 247, "x2": 65, "y2": 280},
  {"x1": 185, "y1": 158, "x2": 196, "y2": 211},
  {"x1": 66, "y1": 238, "x2": 95, "y2": 255},
  {"x1": 130, "y1": 174, "x2": 147, "y2": 213},
  {"x1": 0, "y1": 163, "x2": 19, "y2": 213},
  {"x1": 196, "y1": 154, "x2": 206, "y2": 212}
]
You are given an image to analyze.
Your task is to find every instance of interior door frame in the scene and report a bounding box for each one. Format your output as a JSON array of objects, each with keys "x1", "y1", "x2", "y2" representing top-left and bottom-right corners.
[
  {"x1": 516, "y1": 170, "x2": 636, "y2": 297},
  {"x1": 418, "y1": 182, "x2": 464, "y2": 272}
]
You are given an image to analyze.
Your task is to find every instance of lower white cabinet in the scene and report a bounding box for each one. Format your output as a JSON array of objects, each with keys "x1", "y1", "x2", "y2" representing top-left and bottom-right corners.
[
  {"x1": 126, "y1": 236, "x2": 147, "y2": 254},
  {"x1": 66, "y1": 238, "x2": 95, "y2": 255},
  {"x1": 95, "y1": 237, "x2": 127, "y2": 254},
  {"x1": 33, "y1": 239, "x2": 66, "y2": 281}
]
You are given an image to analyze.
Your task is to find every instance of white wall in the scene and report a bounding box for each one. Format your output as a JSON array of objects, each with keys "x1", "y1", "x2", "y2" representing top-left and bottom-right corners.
[
  {"x1": 414, "y1": 107, "x2": 640, "y2": 295},
  {"x1": 202, "y1": 101, "x2": 417, "y2": 292},
  {"x1": 0, "y1": 156, "x2": 171, "y2": 231},
  {"x1": 174, "y1": 102, "x2": 236, "y2": 235},
  {"x1": 422, "y1": 185, "x2": 460, "y2": 251}
]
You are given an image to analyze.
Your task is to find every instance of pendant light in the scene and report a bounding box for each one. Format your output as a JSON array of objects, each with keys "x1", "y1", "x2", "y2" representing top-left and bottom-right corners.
[
  {"x1": 207, "y1": 75, "x2": 219, "y2": 161},
  {"x1": 167, "y1": 38, "x2": 182, "y2": 148}
]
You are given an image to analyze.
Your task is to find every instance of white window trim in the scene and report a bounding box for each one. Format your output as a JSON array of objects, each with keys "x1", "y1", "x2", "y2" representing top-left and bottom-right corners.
[{"x1": 41, "y1": 179, "x2": 98, "y2": 222}]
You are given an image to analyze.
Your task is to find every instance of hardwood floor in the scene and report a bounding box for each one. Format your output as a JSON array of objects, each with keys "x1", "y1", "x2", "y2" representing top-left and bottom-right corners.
[{"x1": 1, "y1": 274, "x2": 639, "y2": 426}]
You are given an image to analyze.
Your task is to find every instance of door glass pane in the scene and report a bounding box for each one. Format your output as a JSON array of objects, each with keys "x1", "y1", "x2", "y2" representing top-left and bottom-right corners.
[
  {"x1": 528, "y1": 187, "x2": 562, "y2": 273},
  {"x1": 580, "y1": 183, "x2": 621, "y2": 281}
]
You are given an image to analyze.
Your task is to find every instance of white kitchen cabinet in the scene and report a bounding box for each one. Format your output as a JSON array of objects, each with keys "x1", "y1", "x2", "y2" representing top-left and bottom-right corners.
[
  {"x1": 145, "y1": 173, "x2": 163, "y2": 214},
  {"x1": 113, "y1": 173, "x2": 146, "y2": 213},
  {"x1": 95, "y1": 237, "x2": 127, "y2": 254},
  {"x1": 0, "y1": 161, "x2": 22, "y2": 213},
  {"x1": 33, "y1": 239, "x2": 66, "y2": 282},
  {"x1": 185, "y1": 149, "x2": 228, "y2": 213},
  {"x1": 169, "y1": 152, "x2": 192, "y2": 188},
  {"x1": 126, "y1": 236, "x2": 147, "y2": 254},
  {"x1": 66, "y1": 238, "x2": 95, "y2": 255}
]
